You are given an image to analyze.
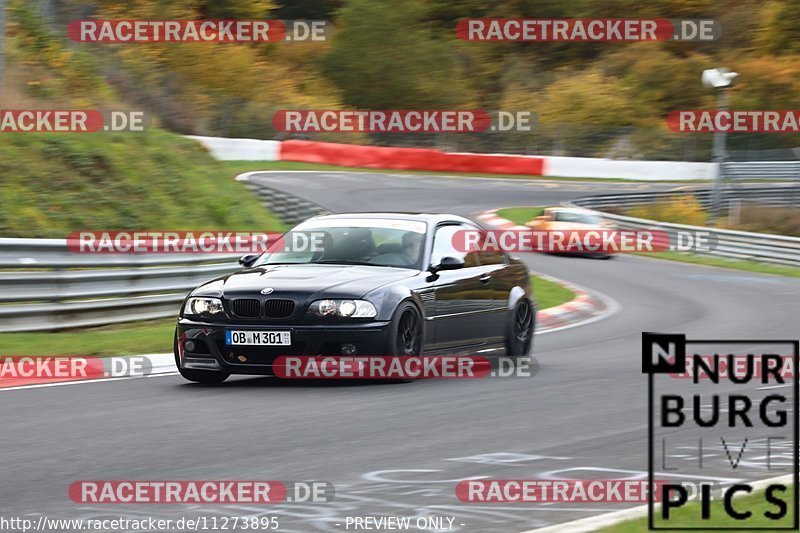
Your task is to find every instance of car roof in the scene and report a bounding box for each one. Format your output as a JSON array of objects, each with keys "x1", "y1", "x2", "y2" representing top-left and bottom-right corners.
[{"x1": 304, "y1": 212, "x2": 476, "y2": 227}]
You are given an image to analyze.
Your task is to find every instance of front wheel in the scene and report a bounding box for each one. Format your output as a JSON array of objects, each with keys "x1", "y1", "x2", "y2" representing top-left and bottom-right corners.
[
  {"x1": 389, "y1": 302, "x2": 424, "y2": 357},
  {"x1": 506, "y1": 299, "x2": 535, "y2": 358},
  {"x1": 386, "y1": 302, "x2": 424, "y2": 382}
]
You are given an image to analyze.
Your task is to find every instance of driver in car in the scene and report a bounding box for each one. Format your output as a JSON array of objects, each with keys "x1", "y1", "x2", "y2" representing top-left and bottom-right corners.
[{"x1": 401, "y1": 232, "x2": 423, "y2": 267}]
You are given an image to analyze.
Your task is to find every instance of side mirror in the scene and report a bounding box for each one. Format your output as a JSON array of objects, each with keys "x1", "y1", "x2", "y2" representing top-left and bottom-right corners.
[
  {"x1": 239, "y1": 254, "x2": 260, "y2": 268},
  {"x1": 430, "y1": 256, "x2": 465, "y2": 273},
  {"x1": 536, "y1": 215, "x2": 549, "y2": 221}
]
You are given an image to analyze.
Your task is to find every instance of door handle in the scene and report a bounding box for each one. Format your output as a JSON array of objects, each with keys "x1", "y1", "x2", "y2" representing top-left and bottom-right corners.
[{"x1": 479, "y1": 274, "x2": 492, "y2": 283}]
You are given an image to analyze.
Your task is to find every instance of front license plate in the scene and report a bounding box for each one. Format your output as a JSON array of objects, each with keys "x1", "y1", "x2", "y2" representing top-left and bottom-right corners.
[{"x1": 226, "y1": 330, "x2": 291, "y2": 346}]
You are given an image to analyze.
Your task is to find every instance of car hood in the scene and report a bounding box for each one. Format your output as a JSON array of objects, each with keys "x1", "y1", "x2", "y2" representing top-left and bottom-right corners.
[{"x1": 194, "y1": 264, "x2": 418, "y2": 300}]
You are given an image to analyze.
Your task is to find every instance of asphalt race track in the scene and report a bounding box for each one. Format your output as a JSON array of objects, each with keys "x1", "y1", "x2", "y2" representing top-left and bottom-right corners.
[
  {"x1": 2, "y1": 172, "x2": 798, "y2": 532},
  {"x1": 249, "y1": 170, "x2": 687, "y2": 214}
]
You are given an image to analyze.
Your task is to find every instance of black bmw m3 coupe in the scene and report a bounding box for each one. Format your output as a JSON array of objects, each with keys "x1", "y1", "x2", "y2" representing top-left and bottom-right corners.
[{"x1": 174, "y1": 213, "x2": 536, "y2": 383}]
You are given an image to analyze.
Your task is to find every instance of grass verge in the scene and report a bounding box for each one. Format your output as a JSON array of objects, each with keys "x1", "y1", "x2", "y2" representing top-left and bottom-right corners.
[
  {"x1": 0, "y1": 275, "x2": 573, "y2": 357},
  {"x1": 0, "y1": 319, "x2": 177, "y2": 357},
  {"x1": 600, "y1": 484, "x2": 795, "y2": 531},
  {"x1": 642, "y1": 251, "x2": 800, "y2": 278},
  {"x1": 496, "y1": 206, "x2": 545, "y2": 226},
  {"x1": 533, "y1": 274, "x2": 575, "y2": 311},
  {"x1": 0, "y1": 130, "x2": 286, "y2": 238}
]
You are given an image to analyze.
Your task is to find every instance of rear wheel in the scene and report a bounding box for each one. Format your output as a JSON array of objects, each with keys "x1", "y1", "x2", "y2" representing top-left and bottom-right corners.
[{"x1": 506, "y1": 299, "x2": 535, "y2": 358}]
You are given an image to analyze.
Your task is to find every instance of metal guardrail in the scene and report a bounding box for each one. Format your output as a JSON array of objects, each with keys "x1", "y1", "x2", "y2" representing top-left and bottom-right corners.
[
  {"x1": 237, "y1": 173, "x2": 330, "y2": 225},
  {"x1": 0, "y1": 173, "x2": 331, "y2": 333},
  {"x1": 723, "y1": 161, "x2": 800, "y2": 180},
  {"x1": 0, "y1": 240, "x2": 241, "y2": 332},
  {"x1": 570, "y1": 187, "x2": 800, "y2": 267}
]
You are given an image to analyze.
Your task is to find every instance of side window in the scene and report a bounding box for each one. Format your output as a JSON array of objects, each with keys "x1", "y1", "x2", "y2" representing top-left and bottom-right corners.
[
  {"x1": 478, "y1": 248, "x2": 505, "y2": 265},
  {"x1": 431, "y1": 224, "x2": 480, "y2": 268},
  {"x1": 463, "y1": 223, "x2": 503, "y2": 266}
]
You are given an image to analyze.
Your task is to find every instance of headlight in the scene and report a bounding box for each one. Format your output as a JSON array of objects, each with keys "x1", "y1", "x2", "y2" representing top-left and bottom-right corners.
[
  {"x1": 309, "y1": 299, "x2": 377, "y2": 318},
  {"x1": 183, "y1": 297, "x2": 224, "y2": 317}
]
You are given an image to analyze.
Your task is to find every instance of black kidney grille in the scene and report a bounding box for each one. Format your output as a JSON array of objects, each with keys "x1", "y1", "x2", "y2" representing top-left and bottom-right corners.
[
  {"x1": 264, "y1": 299, "x2": 295, "y2": 318},
  {"x1": 231, "y1": 298, "x2": 261, "y2": 318}
]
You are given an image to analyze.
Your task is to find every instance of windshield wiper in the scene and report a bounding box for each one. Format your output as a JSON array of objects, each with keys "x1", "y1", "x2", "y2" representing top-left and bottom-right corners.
[{"x1": 311, "y1": 259, "x2": 376, "y2": 266}]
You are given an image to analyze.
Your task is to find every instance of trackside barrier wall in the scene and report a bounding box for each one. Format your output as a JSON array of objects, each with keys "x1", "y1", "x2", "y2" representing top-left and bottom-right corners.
[
  {"x1": 545, "y1": 155, "x2": 717, "y2": 181},
  {"x1": 188, "y1": 135, "x2": 280, "y2": 161},
  {"x1": 278, "y1": 140, "x2": 546, "y2": 175},
  {"x1": 188, "y1": 136, "x2": 800, "y2": 181}
]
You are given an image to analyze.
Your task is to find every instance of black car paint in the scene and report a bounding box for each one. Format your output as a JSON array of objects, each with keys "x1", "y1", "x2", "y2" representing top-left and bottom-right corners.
[{"x1": 175, "y1": 213, "x2": 535, "y2": 377}]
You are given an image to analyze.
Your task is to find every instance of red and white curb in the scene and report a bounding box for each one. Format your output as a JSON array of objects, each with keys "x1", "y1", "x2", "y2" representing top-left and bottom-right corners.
[
  {"x1": 475, "y1": 209, "x2": 529, "y2": 231},
  {"x1": 476, "y1": 209, "x2": 619, "y2": 334},
  {"x1": 534, "y1": 273, "x2": 617, "y2": 334}
]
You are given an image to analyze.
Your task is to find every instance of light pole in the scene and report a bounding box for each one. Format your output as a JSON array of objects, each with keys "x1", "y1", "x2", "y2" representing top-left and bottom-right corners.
[{"x1": 702, "y1": 68, "x2": 738, "y2": 218}]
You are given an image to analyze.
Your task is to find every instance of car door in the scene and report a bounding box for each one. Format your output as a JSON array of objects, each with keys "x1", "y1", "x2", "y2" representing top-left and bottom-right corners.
[
  {"x1": 428, "y1": 223, "x2": 492, "y2": 351},
  {"x1": 477, "y1": 247, "x2": 512, "y2": 345}
]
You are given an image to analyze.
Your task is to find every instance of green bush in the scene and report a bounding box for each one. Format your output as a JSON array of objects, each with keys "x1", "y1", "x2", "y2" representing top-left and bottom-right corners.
[{"x1": 627, "y1": 195, "x2": 707, "y2": 226}]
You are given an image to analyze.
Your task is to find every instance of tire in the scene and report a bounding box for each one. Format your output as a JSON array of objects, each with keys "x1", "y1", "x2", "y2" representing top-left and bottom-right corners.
[
  {"x1": 173, "y1": 330, "x2": 230, "y2": 384},
  {"x1": 385, "y1": 302, "x2": 424, "y2": 382},
  {"x1": 389, "y1": 302, "x2": 424, "y2": 357},
  {"x1": 506, "y1": 299, "x2": 535, "y2": 358}
]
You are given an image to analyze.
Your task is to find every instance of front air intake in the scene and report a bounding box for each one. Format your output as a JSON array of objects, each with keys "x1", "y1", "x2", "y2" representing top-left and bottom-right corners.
[
  {"x1": 231, "y1": 298, "x2": 262, "y2": 318},
  {"x1": 264, "y1": 299, "x2": 295, "y2": 318}
]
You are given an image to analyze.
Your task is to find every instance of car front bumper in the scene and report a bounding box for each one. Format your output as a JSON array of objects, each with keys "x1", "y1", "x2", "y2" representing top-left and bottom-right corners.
[{"x1": 176, "y1": 318, "x2": 392, "y2": 375}]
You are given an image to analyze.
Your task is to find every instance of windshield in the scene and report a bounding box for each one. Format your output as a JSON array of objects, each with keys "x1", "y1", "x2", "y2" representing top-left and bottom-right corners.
[
  {"x1": 553, "y1": 210, "x2": 604, "y2": 225},
  {"x1": 254, "y1": 218, "x2": 427, "y2": 269}
]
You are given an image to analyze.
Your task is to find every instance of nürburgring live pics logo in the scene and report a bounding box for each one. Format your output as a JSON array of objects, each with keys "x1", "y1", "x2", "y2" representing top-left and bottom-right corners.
[{"x1": 643, "y1": 333, "x2": 799, "y2": 530}]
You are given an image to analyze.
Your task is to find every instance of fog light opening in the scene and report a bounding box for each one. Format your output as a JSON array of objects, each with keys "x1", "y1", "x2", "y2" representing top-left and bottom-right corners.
[{"x1": 341, "y1": 343, "x2": 357, "y2": 356}]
